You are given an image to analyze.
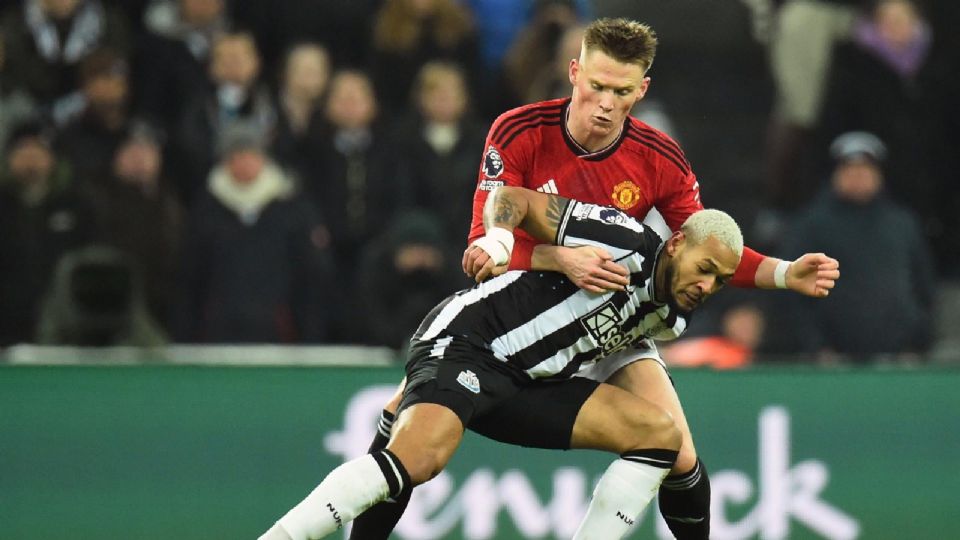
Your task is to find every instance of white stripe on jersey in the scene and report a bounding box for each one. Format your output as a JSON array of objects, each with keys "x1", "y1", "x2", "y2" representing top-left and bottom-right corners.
[
  {"x1": 488, "y1": 288, "x2": 610, "y2": 358},
  {"x1": 524, "y1": 279, "x2": 651, "y2": 377},
  {"x1": 420, "y1": 271, "x2": 524, "y2": 340},
  {"x1": 429, "y1": 335, "x2": 454, "y2": 358},
  {"x1": 525, "y1": 283, "x2": 686, "y2": 378}
]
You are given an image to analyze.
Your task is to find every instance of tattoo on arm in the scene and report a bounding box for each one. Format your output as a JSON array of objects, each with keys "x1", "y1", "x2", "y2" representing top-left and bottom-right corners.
[
  {"x1": 493, "y1": 196, "x2": 520, "y2": 228},
  {"x1": 544, "y1": 195, "x2": 568, "y2": 230},
  {"x1": 483, "y1": 188, "x2": 524, "y2": 230},
  {"x1": 482, "y1": 187, "x2": 570, "y2": 242}
]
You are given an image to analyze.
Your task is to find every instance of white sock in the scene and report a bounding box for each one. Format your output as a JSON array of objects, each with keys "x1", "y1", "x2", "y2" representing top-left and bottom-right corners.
[
  {"x1": 572, "y1": 458, "x2": 672, "y2": 540},
  {"x1": 274, "y1": 454, "x2": 391, "y2": 540}
]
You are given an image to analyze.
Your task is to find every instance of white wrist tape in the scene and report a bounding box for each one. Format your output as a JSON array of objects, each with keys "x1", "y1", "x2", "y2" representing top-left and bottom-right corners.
[
  {"x1": 470, "y1": 227, "x2": 514, "y2": 266},
  {"x1": 773, "y1": 260, "x2": 790, "y2": 289}
]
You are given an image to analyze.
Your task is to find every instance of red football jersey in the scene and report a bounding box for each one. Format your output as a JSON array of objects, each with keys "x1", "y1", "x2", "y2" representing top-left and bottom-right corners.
[{"x1": 468, "y1": 98, "x2": 762, "y2": 285}]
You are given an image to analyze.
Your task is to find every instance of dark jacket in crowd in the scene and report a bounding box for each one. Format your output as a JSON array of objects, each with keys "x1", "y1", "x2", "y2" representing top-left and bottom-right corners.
[
  {"x1": 0, "y1": 0, "x2": 129, "y2": 105},
  {"x1": 84, "y1": 178, "x2": 183, "y2": 330},
  {"x1": 0, "y1": 166, "x2": 95, "y2": 345},
  {"x1": 54, "y1": 111, "x2": 129, "y2": 184},
  {"x1": 778, "y1": 190, "x2": 936, "y2": 358},
  {"x1": 305, "y1": 124, "x2": 401, "y2": 271},
  {"x1": 132, "y1": 0, "x2": 227, "y2": 130},
  {"x1": 355, "y1": 210, "x2": 469, "y2": 350},
  {"x1": 175, "y1": 172, "x2": 334, "y2": 344},
  {"x1": 390, "y1": 113, "x2": 488, "y2": 254},
  {"x1": 822, "y1": 34, "x2": 960, "y2": 271}
]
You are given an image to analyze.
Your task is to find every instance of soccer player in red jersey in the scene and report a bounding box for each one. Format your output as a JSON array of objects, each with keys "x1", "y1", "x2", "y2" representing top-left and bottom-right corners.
[{"x1": 352, "y1": 18, "x2": 839, "y2": 540}]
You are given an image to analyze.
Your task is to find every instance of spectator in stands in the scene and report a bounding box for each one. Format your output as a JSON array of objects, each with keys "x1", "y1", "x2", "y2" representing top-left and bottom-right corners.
[
  {"x1": 0, "y1": 121, "x2": 94, "y2": 345},
  {"x1": 463, "y1": 0, "x2": 591, "y2": 72},
  {"x1": 821, "y1": 0, "x2": 959, "y2": 275},
  {"x1": 54, "y1": 47, "x2": 136, "y2": 184},
  {"x1": 136, "y1": 0, "x2": 229, "y2": 131},
  {"x1": 355, "y1": 210, "x2": 466, "y2": 350},
  {"x1": 36, "y1": 244, "x2": 167, "y2": 346},
  {"x1": 83, "y1": 128, "x2": 182, "y2": 331},
  {"x1": 0, "y1": 0, "x2": 129, "y2": 114},
  {"x1": 391, "y1": 61, "x2": 486, "y2": 255},
  {"x1": 308, "y1": 69, "x2": 397, "y2": 277},
  {"x1": 234, "y1": 0, "x2": 380, "y2": 68},
  {"x1": 171, "y1": 30, "x2": 276, "y2": 201},
  {"x1": 523, "y1": 22, "x2": 586, "y2": 104},
  {"x1": 502, "y1": 0, "x2": 582, "y2": 106},
  {"x1": 0, "y1": 29, "x2": 39, "y2": 161},
  {"x1": 270, "y1": 42, "x2": 330, "y2": 185},
  {"x1": 661, "y1": 302, "x2": 765, "y2": 369},
  {"x1": 369, "y1": 0, "x2": 480, "y2": 115},
  {"x1": 778, "y1": 131, "x2": 936, "y2": 362},
  {"x1": 175, "y1": 123, "x2": 334, "y2": 344},
  {"x1": 761, "y1": 0, "x2": 859, "y2": 214}
]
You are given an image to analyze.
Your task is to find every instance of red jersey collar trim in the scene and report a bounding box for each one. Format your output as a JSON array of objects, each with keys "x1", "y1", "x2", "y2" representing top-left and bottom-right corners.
[{"x1": 560, "y1": 98, "x2": 629, "y2": 161}]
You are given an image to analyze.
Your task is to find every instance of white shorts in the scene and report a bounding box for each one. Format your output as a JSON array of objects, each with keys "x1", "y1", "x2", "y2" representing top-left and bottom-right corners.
[{"x1": 574, "y1": 339, "x2": 667, "y2": 382}]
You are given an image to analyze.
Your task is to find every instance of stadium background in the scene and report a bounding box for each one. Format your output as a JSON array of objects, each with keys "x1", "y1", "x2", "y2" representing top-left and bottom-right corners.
[{"x1": 2, "y1": 0, "x2": 959, "y2": 538}]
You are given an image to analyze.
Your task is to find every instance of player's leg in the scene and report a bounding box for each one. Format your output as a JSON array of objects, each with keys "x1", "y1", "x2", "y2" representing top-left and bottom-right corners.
[
  {"x1": 347, "y1": 379, "x2": 409, "y2": 539},
  {"x1": 352, "y1": 338, "x2": 526, "y2": 539},
  {"x1": 606, "y1": 358, "x2": 711, "y2": 540},
  {"x1": 568, "y1": 382, "x2": 682, "y2": 540},
  {"x1": 259, "y1": 402, "x2": 463, "y2": 540},
  {"x1": 369, "y1": 378, "x2": 405, "y2": 453}
]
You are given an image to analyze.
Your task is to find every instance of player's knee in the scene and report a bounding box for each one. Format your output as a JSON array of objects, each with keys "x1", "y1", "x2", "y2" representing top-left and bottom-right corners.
[
  {"x1": 399, "y1": 449, "x2": 448, "y2": 486},
  {"x1": 623, "y1": 406, "x2": 681, "y2": 452},
  {"x1": 674, "y1": 443, "x2": 699, "y2": 473}
]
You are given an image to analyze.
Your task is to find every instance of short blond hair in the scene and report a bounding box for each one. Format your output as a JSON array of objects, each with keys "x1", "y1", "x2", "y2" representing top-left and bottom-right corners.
[
  {"x1": 583, "y1": 18, "x2": 658, "y2": 72},
  {"x1": 681, "y1": 209, "x2": 743, "y2": 257}
]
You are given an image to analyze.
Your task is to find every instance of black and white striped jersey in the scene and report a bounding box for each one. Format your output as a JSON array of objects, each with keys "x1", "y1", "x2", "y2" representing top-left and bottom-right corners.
[{"x1": 413, "y1": 200, "x2": 689, "y2": 380}]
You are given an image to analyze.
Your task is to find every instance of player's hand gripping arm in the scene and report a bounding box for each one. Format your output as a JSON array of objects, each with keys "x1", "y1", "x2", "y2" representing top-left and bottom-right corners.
[
  {"x1": 462, "y1": 186, "x2": 571, "y2": 282},
  {"x1": 530, "y1": 244, "x2": 630, "y2": 293}
]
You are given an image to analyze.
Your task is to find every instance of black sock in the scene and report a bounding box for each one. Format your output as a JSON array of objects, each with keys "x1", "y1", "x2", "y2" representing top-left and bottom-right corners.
[
  {"x1": 658, "y1": 458, "x2": 711, "y2": 540},
  {"x1": 350, "y1": 411, "x2": 409, "y2": 540},
  {"x1": 367, "y1": 409, "x2": 395, "y2": 453},
  {"x1": 370, "y1": 449, "x2": 412, "y2": 501}
]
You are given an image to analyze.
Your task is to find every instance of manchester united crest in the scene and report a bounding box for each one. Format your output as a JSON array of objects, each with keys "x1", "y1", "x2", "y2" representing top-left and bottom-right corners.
[{"x1": 611, "y1": 181, "x2": 641, "y2": 210}]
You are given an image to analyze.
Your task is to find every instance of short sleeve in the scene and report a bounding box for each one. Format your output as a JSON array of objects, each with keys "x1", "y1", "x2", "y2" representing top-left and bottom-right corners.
[{"x1": 556, "y1": 201, "x2": 662, "y2": 271}]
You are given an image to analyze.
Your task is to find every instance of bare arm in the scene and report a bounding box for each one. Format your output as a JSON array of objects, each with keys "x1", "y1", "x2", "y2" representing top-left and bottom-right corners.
[
  {"x1": 463, "y1": 187, "x2": 569, "y2": 281},
  {"x1": 465, "y1": 188, "x2": 631, "y2": 291},
  {"x1": 481, "y1": 186, "x2": 569, "y2": 241},
  {"x1": 753, "y1": 254, "x2": 840, "y2": 297}
]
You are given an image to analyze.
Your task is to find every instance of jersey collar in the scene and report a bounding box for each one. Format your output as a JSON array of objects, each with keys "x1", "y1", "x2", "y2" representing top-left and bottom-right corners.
[
  {"x1": 560, "y1": 98, "x2": 630, "y2": 161},
  {"x1": 644, "y1": 241, "x2": 668, "y2": 306}
]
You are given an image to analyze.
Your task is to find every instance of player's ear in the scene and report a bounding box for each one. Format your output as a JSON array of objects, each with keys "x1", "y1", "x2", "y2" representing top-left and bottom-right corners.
[
  {"x1": 666, "y1": 230, "x2": 685, "y2": 256},
  {"x1": 569, "y1": 58, "x2": 579, "y2": 85},
  {"x1": 635, "y1": 77, "x2": 651, "y2": 102}
]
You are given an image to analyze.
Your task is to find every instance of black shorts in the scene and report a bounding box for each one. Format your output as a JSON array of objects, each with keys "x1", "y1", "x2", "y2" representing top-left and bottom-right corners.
[{"x1": 399, "y1": 336, "x2": 600, "y2": 450}]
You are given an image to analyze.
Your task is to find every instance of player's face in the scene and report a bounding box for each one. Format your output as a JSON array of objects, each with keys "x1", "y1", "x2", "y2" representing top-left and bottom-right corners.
[
  {"x1": 665, "y1": 235, "x2": 739, "y2": 313},
  {"x1": 568, "y1": 48, "x2": 649, "y2": 148}
]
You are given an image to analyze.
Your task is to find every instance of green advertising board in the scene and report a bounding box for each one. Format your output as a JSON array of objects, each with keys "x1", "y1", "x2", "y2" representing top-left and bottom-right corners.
[{"x1": 1, "y1": 365, "x2": 957, "y2": 539}]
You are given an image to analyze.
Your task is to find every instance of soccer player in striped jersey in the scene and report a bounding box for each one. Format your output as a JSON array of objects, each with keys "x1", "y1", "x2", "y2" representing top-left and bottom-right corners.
[
  {"x1": 354, "y1": 17, "x2": 840, "y2": 540},
  {"x1": 260, "y1": 186, "x2": 743, "y2": 540}
]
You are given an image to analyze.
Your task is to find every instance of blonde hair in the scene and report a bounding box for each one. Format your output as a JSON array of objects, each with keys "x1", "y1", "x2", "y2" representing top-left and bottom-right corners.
[
  {"x1": 373, "y1": 0, "x2": 474, "y2": 52},
  {"x1": 681, "y1": 209, "x2": 743, "y2": 257},
  {"x1": 583, "y1": 18, "x2": 658, "y2": 72}
]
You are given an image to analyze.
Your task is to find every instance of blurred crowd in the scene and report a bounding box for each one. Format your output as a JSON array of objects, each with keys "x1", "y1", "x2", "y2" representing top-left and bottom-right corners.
[{"x1": 0, "y1": 0, "x2": 956, "y2": 365}]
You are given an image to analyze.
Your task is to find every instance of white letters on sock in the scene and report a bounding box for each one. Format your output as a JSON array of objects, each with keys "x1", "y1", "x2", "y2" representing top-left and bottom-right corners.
[
  {"x1": 276, "y1": 454, "x2": 390, "y2": 540},
  {"x1": 572, "y1": 458, "x2": 671, "y2": 540}
]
